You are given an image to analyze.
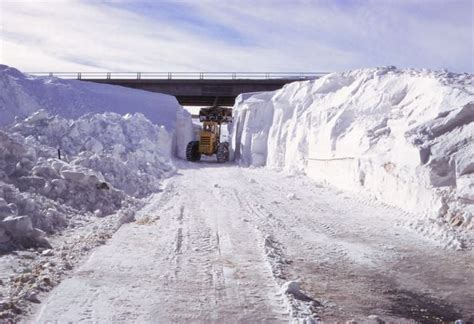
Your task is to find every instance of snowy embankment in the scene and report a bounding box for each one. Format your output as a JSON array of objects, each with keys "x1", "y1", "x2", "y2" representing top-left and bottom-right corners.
[
  {"x1": 231, "y1": 67, "x2": 473, "y2": 232},
  {"x1": 0, "y1": 65, "x2": 193, "y2": 252}
]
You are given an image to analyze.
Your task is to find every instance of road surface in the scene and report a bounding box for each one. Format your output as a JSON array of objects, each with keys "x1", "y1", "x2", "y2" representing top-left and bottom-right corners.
[{"x1": 32, "y1": 163, "x2": 473, "y2": 323}]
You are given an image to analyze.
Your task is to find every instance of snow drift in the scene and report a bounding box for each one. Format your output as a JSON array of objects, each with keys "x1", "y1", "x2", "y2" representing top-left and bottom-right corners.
[
  {"x1": 231, "y1": 67, "x2": 473, "y2": 229},
  {"x1": 0, "y1": 66, "x2": 193, "y2": 251}
]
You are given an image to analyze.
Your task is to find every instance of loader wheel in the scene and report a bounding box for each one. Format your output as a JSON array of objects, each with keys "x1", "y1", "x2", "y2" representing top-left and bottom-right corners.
[
  {"x1": 216, "y1": 142, "x2": 229, "y2": 163},
  {"x1": 186, "y1": 141, "x2": 201, "y2": 162}
]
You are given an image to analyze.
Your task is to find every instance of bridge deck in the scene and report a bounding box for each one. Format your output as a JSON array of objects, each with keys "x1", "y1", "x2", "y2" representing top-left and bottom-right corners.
[
  {"x1": 86, "y1": 78, "x2": 302, "y2": 106},
  {"x1": 27, "y1": 72, "x2": 329, "y2": 106}
]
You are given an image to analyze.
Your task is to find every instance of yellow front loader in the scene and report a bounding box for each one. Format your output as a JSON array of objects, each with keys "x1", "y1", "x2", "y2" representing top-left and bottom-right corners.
[{"x1": 186, "y1": 107, "x2": 232, "y2": 163}]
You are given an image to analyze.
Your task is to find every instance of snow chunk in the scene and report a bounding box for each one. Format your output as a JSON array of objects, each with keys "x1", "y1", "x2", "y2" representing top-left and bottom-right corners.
[
  {"x1": 25, "y1": 110, "x2": 49, "y2": 123},
  {"x1": 282, "y1": 281, "x2": 301, "y2": 295},
  {"x1": 287, "y1": 193, "x2": 297, "y2": 200},
  {"x1": 1, "y1": 215, "x2": 51, "y2": 249}
]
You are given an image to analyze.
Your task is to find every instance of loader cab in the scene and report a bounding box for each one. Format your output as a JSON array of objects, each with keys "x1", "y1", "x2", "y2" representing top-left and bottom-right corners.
[{"x1": 203, "y1": 122, "x2": 219, "y2": 134}]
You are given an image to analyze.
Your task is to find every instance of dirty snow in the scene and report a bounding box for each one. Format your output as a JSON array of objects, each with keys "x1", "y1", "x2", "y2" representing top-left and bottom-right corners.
[{"x1": 230, "y1": 67, "x2": 474, "y2": 234}]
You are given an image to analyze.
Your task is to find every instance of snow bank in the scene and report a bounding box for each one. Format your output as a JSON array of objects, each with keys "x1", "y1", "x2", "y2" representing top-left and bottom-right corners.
[
  {"x1": 231, "y1": 67, "x2": 473, "y2": 229},
  {"x1": 0, "y1": 111, "x2": 178, "y2": 251},
  {"x1": 0, "y1": 65, "x2": 193, "y2": 158},
  {"x1": 0, "y1": 65, "x2": 193, "y2": 251}
]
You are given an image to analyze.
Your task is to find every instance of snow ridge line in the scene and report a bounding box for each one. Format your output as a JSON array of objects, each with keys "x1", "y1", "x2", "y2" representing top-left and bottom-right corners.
[
  {"x1": 404, "y1": 219, "x2": 467, "y2": 251},
  {"x1": 241, "y1": 191, "x2": 320, "y2": 323},
  {"x1": 230, "y1": 188, "x2": 295, "y2": 321},
  {"x1": 260, "y1": 233, "x2": 320, "y2": 323},
  {"x1": 230, "y1": 184, "x2": 320, "y2": 322}
]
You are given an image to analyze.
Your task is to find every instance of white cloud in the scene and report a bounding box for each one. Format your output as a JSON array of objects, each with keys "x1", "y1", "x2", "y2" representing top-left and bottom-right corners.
[{"x1": 0, "y1": 0, "x2": 472, "y2": 73}]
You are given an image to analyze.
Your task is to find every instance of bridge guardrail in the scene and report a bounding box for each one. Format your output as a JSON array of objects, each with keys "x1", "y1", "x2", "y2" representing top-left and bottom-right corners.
[{"x1": 26, "y1": 72, "x2": 329, "y2": 80}]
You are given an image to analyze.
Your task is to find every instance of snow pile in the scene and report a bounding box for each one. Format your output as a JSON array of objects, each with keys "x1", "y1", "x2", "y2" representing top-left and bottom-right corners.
[
  {"x1": 0, "y1": 129, "x2": 127, "y2": 250},
  {"x1": 0, "y1": 65, "x2": 193, "y2": 159},
  {"x1": 0, "y1": 65, "x2": 194, "y2": 252},
  {"x1": 231, "y1": 67, "x2": 473, "y2": 229},
  {"x1": 0, "y1": 111, "x2": 176, "y2": 251},
  {"x1": 10, "y1": 111, "x2": 175, "y2": 197}
]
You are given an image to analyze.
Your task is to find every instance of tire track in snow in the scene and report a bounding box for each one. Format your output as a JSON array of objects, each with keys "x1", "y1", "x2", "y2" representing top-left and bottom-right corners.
[
  {"x1": 229, "y1": 187, "x2": 319, "y2": 322},
  {"x1": 151, "y1": 192, "x2": 222, "y2": 322},
  {"x1": 247, "y1": 174, "x2": 375, "y2": 268},
  {"x1": 210, "y1": 185, "x2": 291, "y2": 322},
  {"x1": 175, "y1": 206, "x2": 185, "y2": 254},
  {"x1": 175, "y1": 228, "x2": 183, "y2": 254}
]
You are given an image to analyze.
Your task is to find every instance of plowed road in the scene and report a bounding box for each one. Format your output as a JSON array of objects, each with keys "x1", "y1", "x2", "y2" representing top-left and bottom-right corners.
[{"x1": 32, "y1": 164, "x2": 473, "y2": 323}]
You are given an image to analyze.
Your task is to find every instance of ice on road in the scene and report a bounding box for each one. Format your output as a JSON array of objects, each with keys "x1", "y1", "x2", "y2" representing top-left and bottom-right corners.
[{"x1": 33, "y1": 164, "x2": 473, "y2": 322}]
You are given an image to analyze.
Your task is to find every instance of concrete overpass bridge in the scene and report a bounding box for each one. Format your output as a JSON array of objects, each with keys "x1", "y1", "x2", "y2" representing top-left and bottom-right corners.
[{"x1": 28, "y1": 72, "x2": 329, "y2": 106}]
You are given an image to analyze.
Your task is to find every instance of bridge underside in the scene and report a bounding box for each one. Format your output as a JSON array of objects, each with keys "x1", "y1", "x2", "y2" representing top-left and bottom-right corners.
[
  {"x1": 82, "y1": 79, "x2": 309, "y2": 106},
  {"x1": 176, "y1": 96, "x2": 235, "y2": 107}
]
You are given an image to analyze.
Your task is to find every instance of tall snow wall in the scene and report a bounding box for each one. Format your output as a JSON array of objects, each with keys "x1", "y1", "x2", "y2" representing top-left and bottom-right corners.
[
  {"x1": 230, "y1": 67, "x2": 473, "y2": 228},
  {"x1": 0, "y1": 65, "x2": 193, "y2": 159}
]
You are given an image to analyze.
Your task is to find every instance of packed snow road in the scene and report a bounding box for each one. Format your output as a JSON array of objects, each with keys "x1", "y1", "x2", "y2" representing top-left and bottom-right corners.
[{"x1": 32, "y1": 163, "x2": 473, "y2": 323}]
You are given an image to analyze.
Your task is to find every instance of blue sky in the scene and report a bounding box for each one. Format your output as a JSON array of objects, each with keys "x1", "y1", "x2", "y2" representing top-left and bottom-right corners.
[{"x1": 1, "y1": 0, "x2": 473, "y2": 73}]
